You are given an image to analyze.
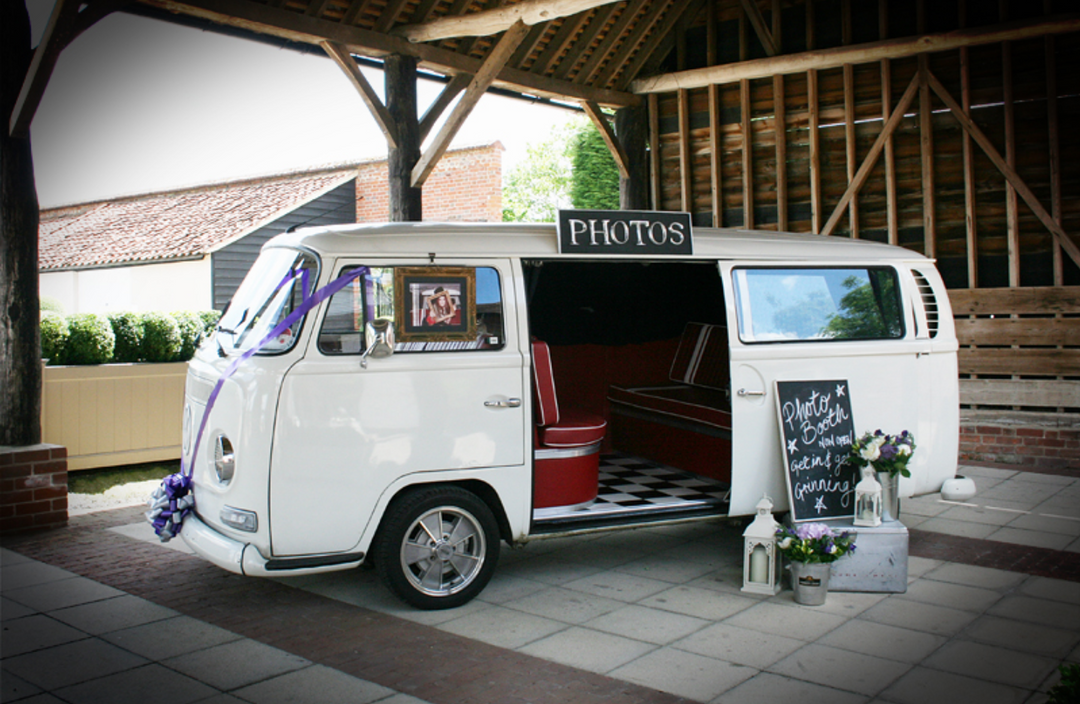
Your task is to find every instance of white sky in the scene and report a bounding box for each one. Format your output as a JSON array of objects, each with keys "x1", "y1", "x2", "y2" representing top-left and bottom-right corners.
[{"x1": 26, "y1": 1, "x2": 578, "y2": 208}]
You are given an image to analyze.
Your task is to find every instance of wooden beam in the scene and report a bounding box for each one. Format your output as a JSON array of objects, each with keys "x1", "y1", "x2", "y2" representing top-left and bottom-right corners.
[
  {"x1": 709, "y1": 84, "x2": 723, "y2": 227},
  {"x1": 530, "y1": 7, "x2": 592, "y2": 76},
  {"x1": 960, "y1": 0, "x2": 977, "y2": 285},
  {"x1": 821, "y1": 73, "x2": 920, "y2": 237},
  {"x1": 774, "y1": 74, "x2": 787, "y2": 231},
  {"x1": 553, "y1": 2, "x2": 620, "y2": 81},
  {"x1": 10, "y1": 0, "x2": 79, "y2": 137},
  {"x1": 918, "y1": 60, "x2": 935, "y2": 257},
  {"x1": 881, "y1": 0, "x2": 898, "y2": 246},
  {"x1": 613, "y1": 0, "x2": 706, "y2": 92},
  {"x1": 583, "y1": 101, "x2": 630, "y2": 179},
  {"x1": 740, "y1": 79, "x2": 754, "y2": 229},
  {"x1": 418, "y1": 72, "x2": 471, "y2": 141},
  {"x1": 321, "y1": 41, "x2": 399, "y2": 148},
  {"x1": 385, "y1": 54, "x2": 422, "y2": 221},
  {"x1": 677, "y1": 90, "x2": 692, "y2": 212},
  {"x1": 739, "y1": 0, "x2": 778, "y2": 56},
  {"x1": 1002, "y1": 6, "x2": 1020, "y2": 286},
  {"x1": 374, "y1": 0, "x2": 413, "y2": 33},
  {"x1": 574, "y1": 0, "x2": 651, "y2": 86},
  {"x1": 411, "y1": 20, "x2": 528, "y2": 187},
  {"x1": 630, "y1": 14, "x2": 1080, "y2": 93},
  {"x1": 140, "y1": 0, "x2": 639, "y2": 108},
  {"x1": 648, "y1": 93, "x2": 660, "y2": 210},
  {"x1": 808, "y1": 68, "x2": 821, "y2": 233},
  {"x1": 924, "y1": 69, "x2": 1080, "y2": 269},
  {"x1": 595, "y1": 0, "x2": 672, "y2": 88},
  {"x1": 1046, "y1": 23, "x2": 1063, "y2": 284},
  {"x1": 393, "y1": 0, "x2": 619, "y2": 42}
]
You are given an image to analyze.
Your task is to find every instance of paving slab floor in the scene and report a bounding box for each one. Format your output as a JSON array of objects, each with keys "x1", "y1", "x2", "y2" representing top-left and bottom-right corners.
[{"x1": 3, "y1": 461, "x2": 1079, "y2": 704}]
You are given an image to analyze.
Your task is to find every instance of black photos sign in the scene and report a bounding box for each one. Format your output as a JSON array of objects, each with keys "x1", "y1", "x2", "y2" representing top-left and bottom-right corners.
[
  {"x1": 776, "y1": 380, "x2": 858, "y2": 522},
  {"x1": 557, "y1": 210, "x2": 693, "y2": 255}
]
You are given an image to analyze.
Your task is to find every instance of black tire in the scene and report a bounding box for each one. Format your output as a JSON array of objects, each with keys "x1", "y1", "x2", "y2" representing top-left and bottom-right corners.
[{"x1": 374, "y1": 486, "x2": 500, "y2": 610}]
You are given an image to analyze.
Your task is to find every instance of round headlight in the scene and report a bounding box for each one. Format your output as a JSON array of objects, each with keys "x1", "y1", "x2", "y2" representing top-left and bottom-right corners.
[{"x1": 213, "y1": 434, "x2": 235, "y2": 485}]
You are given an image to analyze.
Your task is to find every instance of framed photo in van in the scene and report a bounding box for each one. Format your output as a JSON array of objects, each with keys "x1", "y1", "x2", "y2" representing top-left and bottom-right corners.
[{"x1": 394, "y1": 266, "x2": 477, "y2": 342}]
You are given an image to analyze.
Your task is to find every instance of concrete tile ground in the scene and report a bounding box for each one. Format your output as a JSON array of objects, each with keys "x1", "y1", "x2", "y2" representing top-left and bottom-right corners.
[{"x1": 3, "y1": 462, "x2": 1079, "y2": 704}]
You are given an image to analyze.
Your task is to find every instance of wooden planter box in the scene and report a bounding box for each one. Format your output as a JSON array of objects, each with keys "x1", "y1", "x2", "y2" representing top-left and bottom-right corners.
[{"x1": 42, "y1": 362, "x2": 186, "y2": 471}]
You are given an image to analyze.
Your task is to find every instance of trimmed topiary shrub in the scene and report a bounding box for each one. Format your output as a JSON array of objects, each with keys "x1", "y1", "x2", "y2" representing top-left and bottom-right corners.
[
  {"x1": 140, "y1": 312, "x2": 182, "y2": 363},
  {"x1": 172, "y1": 311, "x2": 204, "y2": 361},
  {"x1": 40, "y1": 312, "x2": 69, "y2": 364},
  {"x1": 64, "y1": 313, "x2": 115, "y2": 365},
  {"x1": 109, "y1": 312, "x2": 145, "y2": 363}
]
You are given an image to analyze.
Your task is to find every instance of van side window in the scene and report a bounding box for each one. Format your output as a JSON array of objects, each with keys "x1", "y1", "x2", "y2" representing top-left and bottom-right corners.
[
  {"x1": 318, "y1": 266, "x2": 506, "y2": 354},
  {"x1": 733, "y1": 267, "x2": 904, "y2": 343}
]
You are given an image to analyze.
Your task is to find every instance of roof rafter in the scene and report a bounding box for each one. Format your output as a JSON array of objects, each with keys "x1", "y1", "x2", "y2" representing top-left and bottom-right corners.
[
  {"x1": 393, "y1": 0, "x2": 622, "y2": 43},
  {"x1": 631, "y1": 13, "x2": 1080, "y2": 93},
  {"x1": 139, "y1": 0, "x2": 639, "y2": 107}
]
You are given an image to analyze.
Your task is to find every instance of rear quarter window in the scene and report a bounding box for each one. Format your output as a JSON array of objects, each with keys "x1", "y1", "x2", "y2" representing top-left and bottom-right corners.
[{"x1": 733, "y1": 267, "x2": 904, "y2": 343}]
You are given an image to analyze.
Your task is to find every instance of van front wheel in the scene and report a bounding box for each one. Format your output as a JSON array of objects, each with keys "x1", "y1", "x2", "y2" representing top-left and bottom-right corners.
[{"x1": 375, "y1": 487, "x2": 499, "y2": 610}]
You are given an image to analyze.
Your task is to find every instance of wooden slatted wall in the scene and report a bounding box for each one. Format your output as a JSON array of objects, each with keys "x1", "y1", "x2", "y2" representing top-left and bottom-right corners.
[
  {"x1": 651, "y1": 0, "x2": 1080, "y2": 291},
  {"x1": 951, "y1": 286, "x2": 1080, "y2": 412}
]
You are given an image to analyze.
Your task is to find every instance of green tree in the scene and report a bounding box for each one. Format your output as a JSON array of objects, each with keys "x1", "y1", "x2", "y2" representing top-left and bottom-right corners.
[
  {"x1": 570, "y1": 121, "x2": 620, "y2": 210},
  {"x1": 502, "y1": 119, "x2": 579, "y2": 222}
]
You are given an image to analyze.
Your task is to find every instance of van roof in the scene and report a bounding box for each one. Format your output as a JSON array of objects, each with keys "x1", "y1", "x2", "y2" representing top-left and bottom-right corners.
[{"x1": 267, "y1": 221, "x2": 930, "y2": 262}]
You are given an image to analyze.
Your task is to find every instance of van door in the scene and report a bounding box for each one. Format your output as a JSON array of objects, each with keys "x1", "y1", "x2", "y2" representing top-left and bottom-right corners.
[
  {"x1": 268, "y1": 260, "x2": 527, "y2": 556},
  {"x1": 722, "y1": 263, "x2": 926, "y2": 517}
]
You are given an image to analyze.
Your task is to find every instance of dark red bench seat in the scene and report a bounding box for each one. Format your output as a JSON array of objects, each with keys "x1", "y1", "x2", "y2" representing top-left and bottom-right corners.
[{"x1": 607, "y1": 323, "x2": 732, "y2": 483}]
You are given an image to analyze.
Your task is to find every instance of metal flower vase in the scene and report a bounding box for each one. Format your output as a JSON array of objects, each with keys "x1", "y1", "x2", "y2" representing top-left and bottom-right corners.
[
  {"x1": 876, "y1": 470, "x2": 901, "y2": 522},
  {"x1": 790, "y1": 561, "x2": 831, "y2": 606}
]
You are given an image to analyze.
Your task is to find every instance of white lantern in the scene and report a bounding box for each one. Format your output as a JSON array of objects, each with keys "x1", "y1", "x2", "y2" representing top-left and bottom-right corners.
[
  {"x1": 742, "y1": 494, "x2": 781, "y2": 595},
  {"x1": 853, "y1": 466, "x2": 883, "y2": 527}
]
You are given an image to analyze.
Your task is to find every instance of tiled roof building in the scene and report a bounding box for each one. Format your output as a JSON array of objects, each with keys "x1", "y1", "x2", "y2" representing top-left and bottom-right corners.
[{"x1": 39, "y1": 142, "x2": 503, "y2": 314}]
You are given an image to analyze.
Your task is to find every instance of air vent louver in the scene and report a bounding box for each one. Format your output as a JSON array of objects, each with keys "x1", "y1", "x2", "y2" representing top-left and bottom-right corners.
[{"x1": 912, "y1": 270, "x2": 939, "y2": 338}]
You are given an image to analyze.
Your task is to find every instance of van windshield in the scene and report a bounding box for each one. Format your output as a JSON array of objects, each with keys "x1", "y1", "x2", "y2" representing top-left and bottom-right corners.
[{"x1": 217, "y1": 248, "x2": 319, "y2": 355}]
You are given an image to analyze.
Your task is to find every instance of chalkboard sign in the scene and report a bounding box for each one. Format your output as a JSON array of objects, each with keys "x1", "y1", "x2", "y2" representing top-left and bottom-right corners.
[{"x1": 776, "y1": 380, "x2": 858, "y2": 522}]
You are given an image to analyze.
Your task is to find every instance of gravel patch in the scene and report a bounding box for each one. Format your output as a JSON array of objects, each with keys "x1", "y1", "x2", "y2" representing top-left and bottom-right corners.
[{"x1": 69, "y1": 480, "x2": 162, "y2": 516}]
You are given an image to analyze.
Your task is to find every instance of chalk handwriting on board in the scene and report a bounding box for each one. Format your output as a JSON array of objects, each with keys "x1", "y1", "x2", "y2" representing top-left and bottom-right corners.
[{"x1": 776, "y1": 380, "x2": 857, "y2": 521}]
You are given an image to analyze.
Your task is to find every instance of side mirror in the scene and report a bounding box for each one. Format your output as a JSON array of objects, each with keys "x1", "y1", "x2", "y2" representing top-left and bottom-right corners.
[{"x1": 361, "y1": 317, "x2": 395, "y2": 368}]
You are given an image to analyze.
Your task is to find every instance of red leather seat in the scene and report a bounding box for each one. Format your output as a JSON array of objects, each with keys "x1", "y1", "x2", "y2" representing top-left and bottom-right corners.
[
  {"x1": 532, "y1": 340, "x2": 606, "y2": 448},
  {"x1": 531, "y1": 340, "x2": 606, "y2": 509}
]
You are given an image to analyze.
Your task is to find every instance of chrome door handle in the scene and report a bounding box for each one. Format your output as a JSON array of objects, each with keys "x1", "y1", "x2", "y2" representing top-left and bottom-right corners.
[
  {"x1": 485, "y1": 398, "x2": 522, "y2": 408},
  {"x1": 737, "y1": 388, "x2": 766, "y2": 397}
]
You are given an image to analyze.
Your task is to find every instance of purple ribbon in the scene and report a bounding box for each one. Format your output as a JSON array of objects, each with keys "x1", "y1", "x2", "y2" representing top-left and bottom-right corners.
[{"x1": 149, "y1": 264, "x2": 368, "y2": 541}]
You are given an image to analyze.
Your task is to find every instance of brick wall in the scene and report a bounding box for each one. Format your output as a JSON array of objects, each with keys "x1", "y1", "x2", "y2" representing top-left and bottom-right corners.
[
  {"x1": 1, "y1": 444, "x2": 68, "y2": 534},
  {"x1": 959, "y1": 420, "x2": 1080, "y2": 470},
  {"x1": 355, "y1": 142, "x2": 503, "y2": 222}
]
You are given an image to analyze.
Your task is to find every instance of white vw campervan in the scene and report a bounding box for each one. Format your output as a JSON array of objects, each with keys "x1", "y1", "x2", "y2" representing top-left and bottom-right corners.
[{"x1": 176, "y1": 214, "x2": 959, "y2": 609}]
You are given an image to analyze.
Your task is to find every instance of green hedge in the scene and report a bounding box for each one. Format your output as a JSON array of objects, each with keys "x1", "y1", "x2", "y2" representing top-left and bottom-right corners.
[
  {"x1": 40, "y1": 312, "x2": 69, "y2": 364},
  {"x1": 39, "y1": 309, "x2": 220, "y2": 365},
  {"x1": 64, "y1": 314, "x2": 115, "y2": 365}
]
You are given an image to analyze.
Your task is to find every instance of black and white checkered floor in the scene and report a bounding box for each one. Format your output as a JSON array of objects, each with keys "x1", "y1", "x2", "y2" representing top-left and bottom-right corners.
[{"x1": 533, "y1": 454, "x2": 730, "y2": 524}]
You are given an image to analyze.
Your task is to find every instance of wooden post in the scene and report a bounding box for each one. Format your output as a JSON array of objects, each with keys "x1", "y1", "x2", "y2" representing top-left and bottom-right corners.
[
  {"x1": 881, "y1": 0, "x2": 898, "y2": 246},
  {"x1": 679, "y1": 88, "x2": 692, "y2": 213},
  {"x1": 1, "y1": 0, "x2": 43, "y2": 446},
  {"x1": 1046, "y1": 0, "x2": 1063, "y2": 285},
  {"x1": 1002, "y1": 1, "x2": 1019, "y2": 286},
  {"x1": 960, "y1": 0, "x2": 978, "y2": 286},
  {"x1": 648, "y1": 93, "x2": 660, "y2": 210},
  {"x1": 807, "y1": 0, "x2": 821, "y2": 234},
  {"x1": 385, "y1": 54, "x2": 422, "y2": 222},
  {"x1": 616, "y1": 104, "x2": 649, "y2": 210},
  {"x1": 710, "y1": 85, "x2": 723, "y2": 227}
]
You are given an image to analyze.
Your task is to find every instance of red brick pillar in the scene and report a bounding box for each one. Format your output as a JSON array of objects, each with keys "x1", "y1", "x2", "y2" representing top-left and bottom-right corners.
[{"x1": 0, "y1": 444, "x2": 68, "y2": 534}]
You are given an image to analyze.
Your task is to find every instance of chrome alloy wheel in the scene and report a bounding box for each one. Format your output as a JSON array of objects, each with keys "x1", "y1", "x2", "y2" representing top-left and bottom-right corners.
[{"x1": 400, "y1": 506, "x2": 486, "y2": 597}]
